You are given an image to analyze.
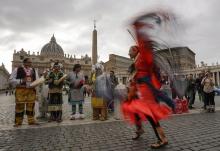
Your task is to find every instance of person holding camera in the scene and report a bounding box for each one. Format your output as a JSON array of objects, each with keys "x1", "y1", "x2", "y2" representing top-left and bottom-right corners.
[{"x1": 201, "y1": 71, "x2": 215, "y2": 112}]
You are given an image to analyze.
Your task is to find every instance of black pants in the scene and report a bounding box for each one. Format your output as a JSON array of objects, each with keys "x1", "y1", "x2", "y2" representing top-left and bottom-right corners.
[
  {"x1": 50, "y1": 111, "x2": 62, "y2": 120},
  {"x1": 186, "y1": 91, "x2": 196, "y2": 107},
  {"x1": 204, "y1": 92, "x2": 215, "y2": 107},
  {"x1": 135, "y1": 114, "x2": 161, "y2": 141}
]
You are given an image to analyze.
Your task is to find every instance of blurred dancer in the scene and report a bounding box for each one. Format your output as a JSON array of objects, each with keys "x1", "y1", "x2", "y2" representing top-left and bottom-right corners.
[{"x1": 122, "y1": 12, "x2": 175, "y2": 149}]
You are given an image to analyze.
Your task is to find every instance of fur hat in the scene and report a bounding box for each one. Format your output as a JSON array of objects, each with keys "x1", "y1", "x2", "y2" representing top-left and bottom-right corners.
[
  {"x1": 51, "y1": 62, "x2": 63, "y2": 68},
  {"x1": 92, "y1": 63, "x2": 104, "y2": 72}
]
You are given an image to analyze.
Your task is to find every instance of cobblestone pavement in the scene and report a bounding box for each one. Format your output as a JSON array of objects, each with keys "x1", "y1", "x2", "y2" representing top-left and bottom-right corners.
[
  {"x1": 0, "y1": 93, "x2": 94, "y2": 128},
  {"x1": 0, "y1": 93, "x2": 220, "y2": 128},
  {"x1": 1, "y1": 93, "x2": 220, "y2": 125},
  {"x1": 0, "y1": 111, "x2": 220, "y2": 151}
]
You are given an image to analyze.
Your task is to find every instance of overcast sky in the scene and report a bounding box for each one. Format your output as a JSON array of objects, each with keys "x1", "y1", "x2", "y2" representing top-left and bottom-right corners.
[{"x1": 0, "y1": 0, "x2": 219, "y2": 72}]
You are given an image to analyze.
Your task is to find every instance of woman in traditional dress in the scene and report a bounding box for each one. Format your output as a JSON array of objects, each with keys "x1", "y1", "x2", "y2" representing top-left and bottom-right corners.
[{"x1": 46, "y1": 62, "x2": 65, "y2": 123}]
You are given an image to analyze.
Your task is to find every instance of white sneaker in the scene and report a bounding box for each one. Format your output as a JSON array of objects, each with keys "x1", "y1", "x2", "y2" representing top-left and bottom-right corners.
[
  {"x1": 79, "y1": 114, "x2": 85, "y2": 119},
  {"x1": 114, "y1": 117, "x2": 120, "y2": 120},
  {"x1": 75, "y1": 113, "x2": 80, "y2": 119},
  {"x1": 70, "y1": 114, "x2": 75, "y2": 120}
]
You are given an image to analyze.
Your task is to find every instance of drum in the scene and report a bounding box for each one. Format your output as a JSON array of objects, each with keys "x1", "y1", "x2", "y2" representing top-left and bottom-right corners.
[{"x1": 30, "y1": 76, "x2": 45, "y2": 87}]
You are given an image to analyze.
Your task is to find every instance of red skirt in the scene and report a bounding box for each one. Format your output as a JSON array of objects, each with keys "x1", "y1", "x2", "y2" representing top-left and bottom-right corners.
[{"x1": 122, "y1": 83, "x2": 172, "y2": 124}]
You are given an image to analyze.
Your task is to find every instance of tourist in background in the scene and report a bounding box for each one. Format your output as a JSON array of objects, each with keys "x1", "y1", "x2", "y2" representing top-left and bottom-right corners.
[
  {"x1": 186, "y1": 74, "x2": 196, "y2": 109},
  {"x1": 5, "y1": 90, "x2": 8, "y2": 96},
  {"x1": 195, "y1": 73, "x2": 205, "y2": 102},
  {"x1": 201, "y1": 71, "x2": 215, "y2": 112},
  {"x1": 108, "y1": 70, "x2": 118, "y2": 112},
  {"x1": 196, "y1": 71, "x2": 206, "y2": 109}
]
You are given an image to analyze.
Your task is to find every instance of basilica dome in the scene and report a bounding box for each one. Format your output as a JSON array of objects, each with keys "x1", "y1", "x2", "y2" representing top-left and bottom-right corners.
[{"x1": 40, "y1": 35, "x2": 64, "y2": 58}]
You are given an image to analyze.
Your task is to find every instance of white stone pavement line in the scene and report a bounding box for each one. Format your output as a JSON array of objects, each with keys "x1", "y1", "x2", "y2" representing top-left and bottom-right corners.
[
  {"x1": 0, "y1": 118, "x2": 119, "y2": 131},
  {"x1": 0, "y1": 109, "x2": 220, "y2": 131}
]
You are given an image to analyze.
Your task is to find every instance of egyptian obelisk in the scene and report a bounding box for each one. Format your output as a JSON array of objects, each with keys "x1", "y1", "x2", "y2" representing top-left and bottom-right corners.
[{"x1": 92, "y1": 20, "x2": 97, "y2": 65}]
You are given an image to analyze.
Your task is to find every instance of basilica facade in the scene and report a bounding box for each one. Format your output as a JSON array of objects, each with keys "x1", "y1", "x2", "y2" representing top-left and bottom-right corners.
[{"x1": 12, "y1": 35, "x2": 92, "y2": 77}]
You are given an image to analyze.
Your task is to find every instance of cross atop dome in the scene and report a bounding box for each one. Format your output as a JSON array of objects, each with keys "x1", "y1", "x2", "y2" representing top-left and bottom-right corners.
[{"x1": 50, "y1": 34, "x2": 56, "y2": 42}]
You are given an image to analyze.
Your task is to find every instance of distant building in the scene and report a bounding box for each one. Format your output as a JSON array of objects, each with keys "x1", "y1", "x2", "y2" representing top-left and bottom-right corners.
[
  {"x1": 156, "y1": 47, "x2": 196, "y2": 71},
  {"x1": 104, "y1": 47, "x2": 197, "y2": 84},
  {"x1": 0, "y1": 63, "x2": 10, "y2": 91},
  {"x1": 157, "y1": 47, "x2": 220, "y2": 86},
  {"x1": 104, "y1": 54, "x2": 132, "y2": 84},
  {"x1": 12, "y1": 35, "x2": 92, "y2": 76}
]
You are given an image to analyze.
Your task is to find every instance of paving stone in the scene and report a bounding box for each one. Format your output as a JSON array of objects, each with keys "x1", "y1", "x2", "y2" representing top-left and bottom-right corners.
[{"x1": 1, "y1": 94, "x2": 220, "y2": 150}]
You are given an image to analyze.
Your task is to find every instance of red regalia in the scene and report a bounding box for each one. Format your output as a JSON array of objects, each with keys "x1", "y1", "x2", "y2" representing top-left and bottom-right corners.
[{"x1": 122, "y1": 14, "x2": 174, "y2": 125}]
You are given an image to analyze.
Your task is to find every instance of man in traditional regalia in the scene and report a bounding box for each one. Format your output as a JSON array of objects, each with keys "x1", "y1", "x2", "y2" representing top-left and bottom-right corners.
[
  {"x1": 9, "y1": 58, "x2": 39, "y2": 127},
  {"x1": 66, "y1": 64, "x2": 85, "y2": 120}
]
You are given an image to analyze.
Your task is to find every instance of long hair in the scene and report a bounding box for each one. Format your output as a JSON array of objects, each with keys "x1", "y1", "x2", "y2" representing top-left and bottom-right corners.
[{"x1": 16, "y1": 66, "x2": 26, "y2": 79}]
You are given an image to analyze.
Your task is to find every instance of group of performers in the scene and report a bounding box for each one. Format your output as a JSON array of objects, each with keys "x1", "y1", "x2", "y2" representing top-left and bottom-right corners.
[
  {"x1": 10, "y1": 60, "x2": 89, "y2": 124},
  {"x1": 9, "y1": 60, "x2": 66, "y2": 125},
  {"x1": 9, "y1": 10, "x2": 179, "y2": 149}
]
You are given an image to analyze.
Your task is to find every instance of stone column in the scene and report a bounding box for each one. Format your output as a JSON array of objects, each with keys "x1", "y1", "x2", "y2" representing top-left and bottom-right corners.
[
  {"x1": 217, "y1": 72, "x2": 220, "y2": 86},
  {"x1": 213, "y1": 72, "x2": 216, "y2": 85}
]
